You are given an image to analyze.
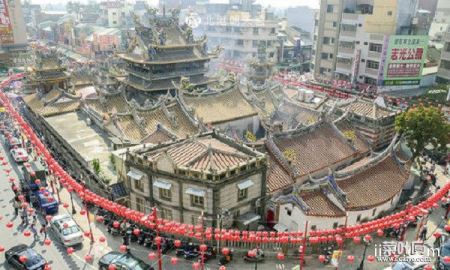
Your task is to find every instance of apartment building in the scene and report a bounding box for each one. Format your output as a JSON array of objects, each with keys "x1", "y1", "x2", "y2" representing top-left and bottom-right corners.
[
  {"x1": 312, "y1": 0, "x2": 430, "y2": 88},
  {"x1": 429, "y1": 0, "x2": 450, "y2": 42},
  {"x1": 436, "y1": 28, "x2": 450, "y2": 84},
  {"x1": 201, "y1": 9, "x2": 278, "y2": 61}
]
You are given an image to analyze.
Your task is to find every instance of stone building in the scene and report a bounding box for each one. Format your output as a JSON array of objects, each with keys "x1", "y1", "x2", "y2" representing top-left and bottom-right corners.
[{"x1": 125, "y1": 131, "x2": 267, "y2": 229}]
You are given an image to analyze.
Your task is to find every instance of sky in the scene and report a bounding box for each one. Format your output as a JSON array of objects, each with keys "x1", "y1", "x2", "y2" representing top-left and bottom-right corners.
[{"x1": 29, "y1": 0, "x2": 320, "y2": 9}]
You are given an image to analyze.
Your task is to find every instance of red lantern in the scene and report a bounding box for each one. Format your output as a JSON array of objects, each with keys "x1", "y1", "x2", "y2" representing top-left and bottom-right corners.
[
  {"x1": 219, "y1": 266, "x2": 226, "y2": 270},
  {"x1": 133, "y1": 228, "x2": 140, "y2": 236},
  {"x1": 170, "y1": 257, "x2": 178, "y2": 265},
  {"x1": 347, "y1": 255, "x2": 355, "y2": 263},
  {"x1": 44, "y1": 264, "x2": 51, "y2": 270},
  {"x1": 277, "y1": 252, "x2": 285, "y2": 260},
  {"x1": 174, "y1": 240, "x2": 182, "y2": 248},
  {"x1": 148, "y1": 252, "x2": 156, "y2": 260},
  {"x1": 67, "y1": 247, "x2": 74, "y2": 255},
  {"x1": 363, "y1": 234, "x2": 372, "y2": 242},
  {"x1": 319, "y1": 254, "x2": 326, "y2": 263},
  {"x1": 155, "y1": 236, "x2": 162, "y2": 245},
  {"x1": 434, "y1": 232, "x2": 442, "y2": 239},
  {"x1": 199, "y1": 244, "x2": 208, "y2": 252},
  {"x1": 377, "y1": 229, "x2": 384, "y2": 237},
  {"x1": 19, "y1": 255, "x2": 27, "y2": 263},
  {"x1": 44, "y1": 239, "x2": 52, "y2": 246},
  {"x1": 99, "y1": 236, "x2": 106, "y2": 243},
  {"x1": 84, "y1": 254, "x2": 93, "y2": 263},
  {"x1": 192, "y1": 262, "x2": 200, "y2": 270},
  {"x1": 35, "y1": 179, "x2": 41, "y2": 185},
  {"x1": 222, "y1": 247, "x2": 230, "y2": 255},
  {"x1": 80, "y1": 209, "x2": 86, "y2": 215},
  {"x1": 445, "y1": 225, "x2": 450, "y2": 232},
  {"x1": 6, "y1": 222, "x2": 13, "y2": 228},
  {"x1": 63, "y1": 223, "x2": 69, "y2": 229},
  {"x1": 353, "y1": 236, "x2": 361, "y2": 244},
  {"x1": 113, "y1": 221, "x2": 120, "y2": 228},
  {"x1": 0, "y1": 246, "x2": 5, "y2": 252},
  {"x1": 24, "y1": 230, "x2": 31, "y2": 237},
  {"x1": 63, "y1": 203, "x2": 69, "y2": 208},
  {"x1": 119, "y1": 245, "x2": 127, "y2": 253},
  {"x1": 108, "y1": 265, "x2": 117, "y2": 270},
  {"x1": 84, "y1": 231, "x2": 91, "y2": 238},
  {"x1": 96, "y1": 216, "x2": 104, "y2": 223},
  {"x1": 424, "y1": 265, "x2": 433, "y2": 270},
  {"x1": 444, "y1": 256, "x2": 450, "y2": 263},
  {"x1": 367, "y1": 255, "x2": 375, "y2": 262}
]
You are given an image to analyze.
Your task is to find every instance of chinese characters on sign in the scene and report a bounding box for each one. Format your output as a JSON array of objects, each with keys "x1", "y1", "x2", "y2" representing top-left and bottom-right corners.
[
  {"x1": 374, "y1": 241, "x2": 438, "y2": 263},
  {"x1": 383, "y1": 35, "x2": 428, "y2": 85},
  {"x1": 0, "y1": 0, "x2": 13, "y2": 44}
]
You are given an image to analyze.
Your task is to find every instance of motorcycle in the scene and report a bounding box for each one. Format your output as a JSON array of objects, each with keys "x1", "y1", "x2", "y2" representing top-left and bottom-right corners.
[{"x1": 219, "y1": 249, "x2": 233, "y2": 265}]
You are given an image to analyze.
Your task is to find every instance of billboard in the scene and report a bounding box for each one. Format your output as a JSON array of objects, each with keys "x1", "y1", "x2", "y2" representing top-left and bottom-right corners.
[
  {"x1": 0, "y1": 0, "x2": 13, "y2": 44},
  {"x1": 383, "y1": 35, "x2": 428, "y2": 86}
]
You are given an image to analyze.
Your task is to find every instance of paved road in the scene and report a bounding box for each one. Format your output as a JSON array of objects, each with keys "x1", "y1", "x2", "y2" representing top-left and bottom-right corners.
[{"x1": 0, "y1": 132, "x2": 449, "y2": 269}]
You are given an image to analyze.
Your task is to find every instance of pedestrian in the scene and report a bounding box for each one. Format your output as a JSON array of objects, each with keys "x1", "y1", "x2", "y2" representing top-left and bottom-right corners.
[
  {"x1": 13, "y1": 197, "x2": 20, "y2": 216},
  {"x1": 20, "y1": 208, "x2": 28, "y2": 226},
  {"x1": 420, "y1": 227, "x2": 428, "y2": 241},
  {"x1": 30, "y1": 219, "x2": 38, "y2": 241},
  {"x1": 39, "y1": 220, "x2": 48, "y2": 239}
]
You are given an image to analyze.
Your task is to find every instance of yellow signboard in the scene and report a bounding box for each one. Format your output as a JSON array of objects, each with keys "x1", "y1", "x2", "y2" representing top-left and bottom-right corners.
[{"x1": 0, "y1": 107, "x2": 5, "y2": 112}]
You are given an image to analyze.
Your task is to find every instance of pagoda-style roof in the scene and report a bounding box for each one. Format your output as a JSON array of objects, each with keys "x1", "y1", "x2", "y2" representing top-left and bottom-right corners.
[
  {"x1": 336, "y1": 98, "x2": 397, "y2": 120},
  {"x1": 182, "y1": 87, "x2": 258, "y2": 125},
  {"x1": 23, "y1": 88, "x2": 81, "y2": 117}
]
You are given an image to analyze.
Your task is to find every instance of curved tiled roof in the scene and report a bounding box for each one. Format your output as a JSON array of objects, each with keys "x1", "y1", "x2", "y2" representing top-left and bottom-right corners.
[
  {"x1": 23, "y1": 91, "x2": 80, "y2": 117},
  {"x1": 337, "y1": 155, "x2": 409, "y2": 210},
  {"x1": 266, "y1": 155, "x2": 293, "y2": 193},
  {"x1": 183, "y1": 88, "x2": 258, "y2": 124},
  {"x1": 299, "y1": 190, "x2": 346, "y2": 217}
]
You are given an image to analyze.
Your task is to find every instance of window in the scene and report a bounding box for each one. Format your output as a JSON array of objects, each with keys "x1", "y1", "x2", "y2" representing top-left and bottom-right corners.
[
  {"x1": 315, "y1": 20, "x2": 318, "y2": 26},
  {"x1": 372, "y1": 208, "x2": 377, "y2": 217},
  {"x1": 253, "y1": 27, "x2": 259, "y2": 35},
  {"x1": 363, "y1": 42, "x2": 368, "y2": 45},
  {"x1": 366, "y1": 60, "x2": 379, "y2": 69},
  {"x1": 311, "y1": 225, "x2": 317, "y2": 231},
  {"x1": 113, "y1": 20, "x2": 117, "y2": 24},
  {"x1": 321, "y1": 53, "x2": 329, "y2": 59},
  {"x1": 333, "y1": 222, "x2": 338, "y2": 229},
  {"x1": 135, "y1": 197, "x2": 144, "y2": 212},
  {"x1": 327, "y1": 4, "x2": 334, "y2": 13},
  {"x1": 236, "y1": 40, "x2": 244, "y2": 46},
  {"x1": 333, "y1": 21, "x2": 337, "y2": 27},
  {"x1": 329, "y1": 53, "x2": 334, "y2": 59},
  {"x1": 356, "y1": 214, "x2": 361, "y2": 222},
  {"x1": 190, "y1": 195, "x2": 204, "y2": 208},
  {"x1": 160, "y1": 208, "x2": 173, "y2": 220},
  {"x1": 159, "y1": 188, "x2": 172, "y2": 201},
  {"x1": 134, "y1": 179, "x2": 144, "y2": 192},
  {"x1": 319, "y1": 67, "x2": 326, "y2": 74},
  {"x1": 238, "y1": 188, "x2": 248, "y2": 201},
  {"x1": 369, "y1": 43, "x2": 382, "y2": 53},
  {"x1": 252, "y1": 40, "x2": 258, "y2": 48},
  {"x1": 387, "y1": 11, "x2": 392, "y2": 16},
  {"x1": 112, "y1": 12, "x2": 116, "y2": 15},
  {"x1": 323, "y1": 37, "x2": 330, "y2": 44},
  {"x1": 270, "y1": 28, "x2": 276, "y2": 34}
]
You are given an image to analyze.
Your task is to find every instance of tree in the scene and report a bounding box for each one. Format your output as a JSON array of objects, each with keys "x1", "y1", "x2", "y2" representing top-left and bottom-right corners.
[
  {"x1": 395, "y1": 105, "x2": 450, "y2": 165},
  {"x1": 92, "y1": 159, "x2": 101, "y2": 175}
]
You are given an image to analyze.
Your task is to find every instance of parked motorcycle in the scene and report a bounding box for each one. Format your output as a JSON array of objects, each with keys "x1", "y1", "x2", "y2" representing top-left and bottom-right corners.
[{"x1": 219, "y1": 249, "x2": 233, "y2": 265}]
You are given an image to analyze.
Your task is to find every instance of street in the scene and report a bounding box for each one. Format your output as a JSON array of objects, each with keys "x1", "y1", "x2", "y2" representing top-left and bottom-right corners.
[{"x1": 0, "y1": 135, "x2": 448, "y2": 270}]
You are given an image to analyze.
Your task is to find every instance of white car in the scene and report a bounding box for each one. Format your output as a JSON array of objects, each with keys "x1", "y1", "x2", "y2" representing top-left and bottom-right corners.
[
  {"x1": 50, "y1": 214, "x2": 83, "y2": 247},
  {"x1": 10, "y1": 148, "x2": 28, "y2": 163}
]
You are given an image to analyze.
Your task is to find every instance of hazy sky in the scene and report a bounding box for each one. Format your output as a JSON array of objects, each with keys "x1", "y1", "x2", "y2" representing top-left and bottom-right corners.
[{"x1": 29, "y1": 0, "x2": 320, "y2": 9}]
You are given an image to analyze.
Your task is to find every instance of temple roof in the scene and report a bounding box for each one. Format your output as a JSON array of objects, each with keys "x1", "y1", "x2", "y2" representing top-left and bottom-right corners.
[
  {"x1": 139, "y1": 134, "x2": 260, "y2": 173},
  {"x1": 141, "y1": 124, "x2": 178, "y2": 145},
  {"x1": 299, "y1": 190, "x2": 346, "y2": 217},
  {"x1": 271, "y1": 100, "x2": 321, "y2": 129},
  {"x1": 336, "y1": 155, "x2": 409, "y2": 210},
  {"x1": 338, "y1": 98, "x2": 396, "y2": 120},
  {"x1": 183, "y1": 87, "x2": 258, "y2": 125},
  {"x1": 271, "y1": 121, "x2": 369, "y2": 177},
  {"x1": 23, "y1": 89, "x2": 80, "y2": 117},
  {"x1": 266, "y1": 154, "x2": 293, "y2": 193}
]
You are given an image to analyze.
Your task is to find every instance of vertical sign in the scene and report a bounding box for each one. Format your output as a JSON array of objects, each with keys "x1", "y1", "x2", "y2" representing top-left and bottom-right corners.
[
  {"x1": 351, "y1": 49, "x2": 361, "y2": 85},
  {"x1": 383, "y1": 35, "x2": 428, "y2": 86},
  {"x1": 0, "y1": 0, "x2": 13, "y2": 44}
]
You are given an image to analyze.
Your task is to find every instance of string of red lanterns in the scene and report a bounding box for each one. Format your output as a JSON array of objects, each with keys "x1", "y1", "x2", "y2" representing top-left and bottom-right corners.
[{"x1": 0, "y1": 75, "x2": 449, "y2": 246}]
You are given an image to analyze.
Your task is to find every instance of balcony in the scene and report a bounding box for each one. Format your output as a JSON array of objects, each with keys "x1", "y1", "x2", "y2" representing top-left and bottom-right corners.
[
  {"x1": 338, "y1": 46, "x2": 355, "y2": 55},
  {"x1": 441, "y1": 50, "x2": 450, "y2": 61},
  {"x1": 336, "y1": 62, "x2": 352, "y2": 70},
  {"x1": 437, "y1": 68, "x2": 450, "y2": 80},
  {"x1": 340, "y1": 30, "x2": 356, "y2": 38},
  {"x1": 367, "y1": 51, "x2": 381, "y2": 59},
  {"x1": 364, "y1": 67, "x2": 379, "y2": 76}
]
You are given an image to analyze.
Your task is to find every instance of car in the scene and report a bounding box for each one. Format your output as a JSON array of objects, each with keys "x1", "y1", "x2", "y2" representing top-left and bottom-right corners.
[
  {"x1": 6, "y1": 136, "x2": 22, "y2": 150},
  {"x1": 30, "y1": 190, "x2": 58, "y2": 215},
  {"x1": 384, "y1": 254, "x2": 430, "y2": 270},
  {"x1": 10, "y1": 148, "x2": 29, "y2": 163},
  {"x1": 50, "y1": 214, "x2": 83, "y2": 247},
  {"x1": 5, "y1": 244, "x2": 47, "y2": 270},
  {"x1": 98, "y1": 252, "x2": 154, "y2": 270},
  {"x1": 437, "y1": 240, "x2": 450, "y2": 270}
]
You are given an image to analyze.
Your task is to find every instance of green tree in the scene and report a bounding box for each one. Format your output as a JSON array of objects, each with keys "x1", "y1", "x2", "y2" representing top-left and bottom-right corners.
[
  {"x1": 92, "y1": 158, "x2": 101, "y2": 175},
  {"x1": 395, "y1": 105, "x2": 450, "y2": 166}
]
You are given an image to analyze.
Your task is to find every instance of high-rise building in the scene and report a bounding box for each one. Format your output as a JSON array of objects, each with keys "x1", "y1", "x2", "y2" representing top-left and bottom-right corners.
[
  {"x1": 0, "y1": 0, "x2": 28, "y2": 67},
  {"x1": 312, "y1": 0, "x2": 431, "y2": 88},
  {"x1": 429, "y1": 0, "x2": 450, "y2": 42},
  {"x1": 436, "y1": 27, "x2": 450, "y2": 84}
]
